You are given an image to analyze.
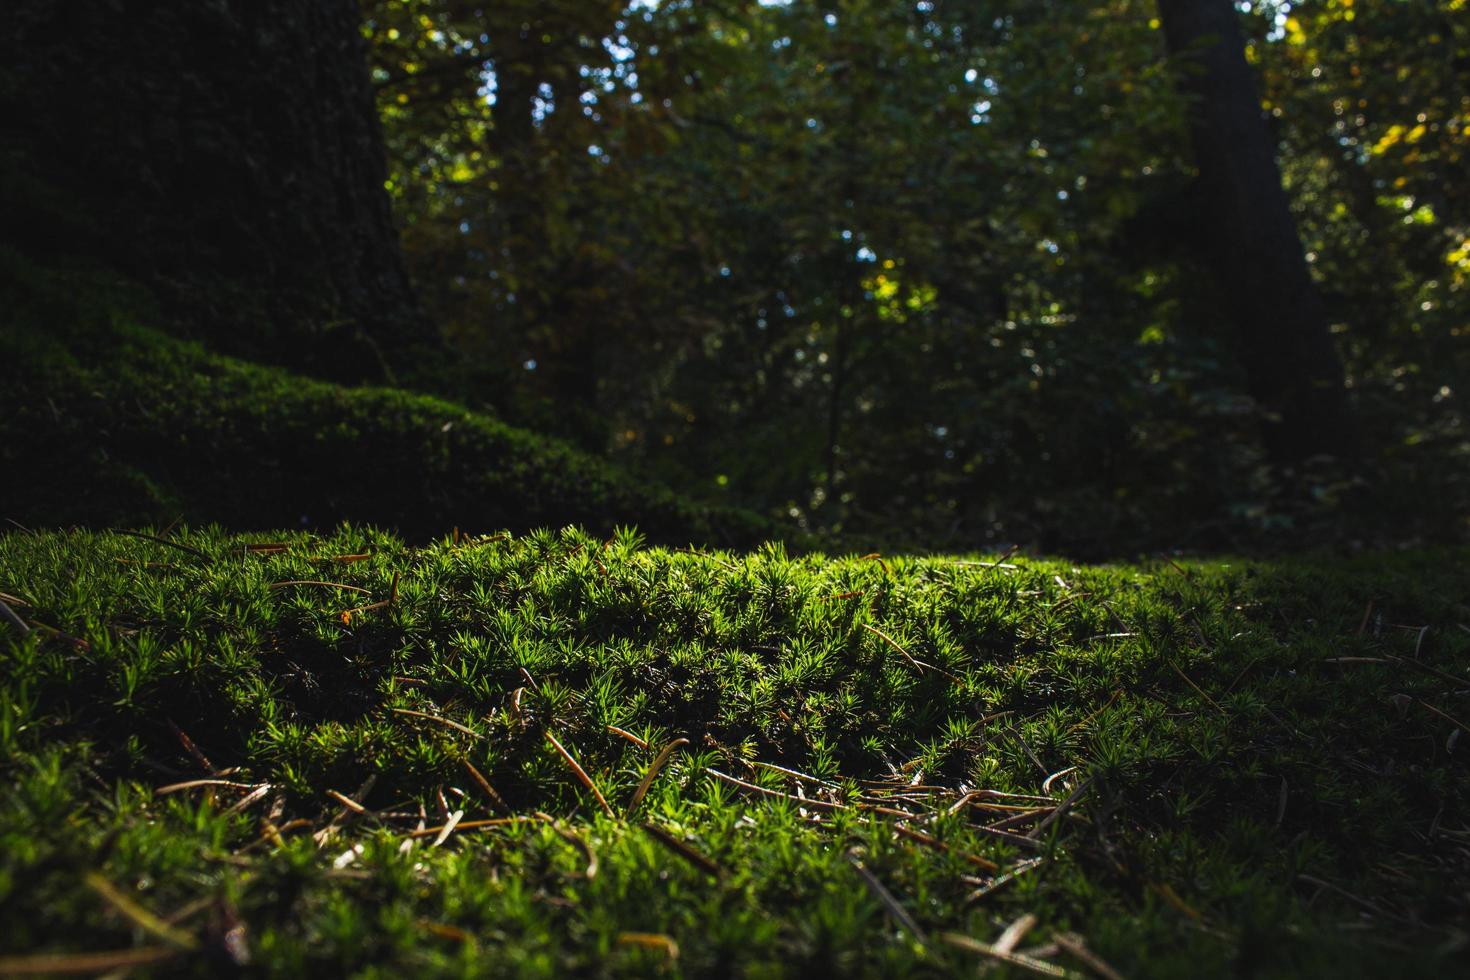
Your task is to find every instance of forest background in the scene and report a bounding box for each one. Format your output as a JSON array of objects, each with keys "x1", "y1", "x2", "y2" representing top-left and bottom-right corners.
[
  {"x1": 2, "y1": 4, "x2": 1469, "y2": 973},
  {"x1": 3, "y1": 0, "x2": 1467, "y2": 554},
  {"x1": 368, "y1": 0, "x2": 1469, "y2": 553}
]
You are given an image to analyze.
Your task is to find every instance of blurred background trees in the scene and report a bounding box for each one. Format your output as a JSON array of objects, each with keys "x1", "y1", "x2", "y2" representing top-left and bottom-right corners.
[
  {"x1": 5, "y1": 0, "x2": 1460, "y2": 552},
  {"x1": 363, "y1": 0, "x2": 1467, "y2": 551}
]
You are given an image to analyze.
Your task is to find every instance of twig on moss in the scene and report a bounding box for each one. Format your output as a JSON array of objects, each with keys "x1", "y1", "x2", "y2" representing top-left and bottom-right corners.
[
  {"x1": 0, "y1": 947, "x2": 184, "y2": 974},
  {"x1": 641, "y1": 822, "x2": 725, "y2": 878},
  {"x1": 270, "y1": 579, "x2": 372, "y2": 595},
  {"x1": 0, "y1": 597, "x2": 30, "y2": 635},
  {"x1": 862, "y1": 623, "x2": 925, "y2": 674},
  {"x1": 461, "y1": 758, "x2": 509, "y2": 812},
  {"x1": 847, "y1": 850, "x2": 930, "y2": 949},
  {"x1": 113, "y1": 529, "x2": 208, "y2": 559},
  {"x1": 606, "y1": 724, "x2": 648, "y2": 749},
  {"x1": 390, "y1": 708, "x2": 482, "y2": 739},
  {"x1": 544, "y1": 730, "x2": 615, "y2": 818},
  {"x1": 627, "y1": 738, "x2": 689, "y2": 818}
]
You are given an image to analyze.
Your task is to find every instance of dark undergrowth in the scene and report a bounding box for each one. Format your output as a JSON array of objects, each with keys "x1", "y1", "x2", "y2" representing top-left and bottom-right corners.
[
  {"x1": 0, "y1": 526, "x2": 1466, "y2": 976},
  {"x1": 0, "y1": 253, "x2": 778, "y2": 549}
]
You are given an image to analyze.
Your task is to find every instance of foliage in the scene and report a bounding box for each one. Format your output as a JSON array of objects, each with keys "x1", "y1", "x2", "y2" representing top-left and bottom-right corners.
[
  {"x1": 1244, "y1": 0, "x2": 1470, "y2": 477},
  {"x1": 365, "y1": 0, "x2": 1469, "y2": 550},
  {"x1": 1, "y1": 527, "x2": 1467, "y2": 975},
  {"x1": 4, "y1": 9, "x2": 1468, "y2": 973}
]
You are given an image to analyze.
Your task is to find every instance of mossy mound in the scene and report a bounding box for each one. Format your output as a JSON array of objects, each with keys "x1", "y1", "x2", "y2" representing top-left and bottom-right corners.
[
  {"x1": 0, "y1": 259, "x2": 778, "y2": 547},
  {"x1": 0, "y1": 527, "x2": 1466, "y2": 975}
]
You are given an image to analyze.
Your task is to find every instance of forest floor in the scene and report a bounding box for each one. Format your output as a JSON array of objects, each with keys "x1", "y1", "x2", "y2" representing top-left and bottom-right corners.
[{"x1": 0, "y1": 527, "x2": 1467, "y2": 977}]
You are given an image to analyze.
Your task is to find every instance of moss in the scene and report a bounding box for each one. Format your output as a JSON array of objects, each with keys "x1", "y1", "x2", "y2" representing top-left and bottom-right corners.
[
  {"x1": 0, "y1": 260, "x2": 779, "y2": 547},
  {"x1": 0, "y1": 528, "x2": 1466, "y2": 976}
]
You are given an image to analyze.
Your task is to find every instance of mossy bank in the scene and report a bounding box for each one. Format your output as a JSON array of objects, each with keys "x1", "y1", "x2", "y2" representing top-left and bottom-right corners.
[{"x1": 1, "y1": 527, "x2": 1466, "y2": 976}]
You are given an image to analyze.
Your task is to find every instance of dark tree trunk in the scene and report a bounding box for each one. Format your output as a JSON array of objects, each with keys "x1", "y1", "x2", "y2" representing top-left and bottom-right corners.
[
  {"x1": 1157, "y1": 0, "x2": 1354, "y2": 464},
  {"x1": 0, "y1": 0, "x2": 433, "y2": 381}
]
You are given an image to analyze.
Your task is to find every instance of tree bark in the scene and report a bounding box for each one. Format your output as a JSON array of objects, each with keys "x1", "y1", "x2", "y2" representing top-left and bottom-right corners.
[
  {"x1": 1, "y1": 0, "x2": 434, "y2": 381},
  {"x1": 1157, "y1": 0, "x2": 1354, "y2": 464}
]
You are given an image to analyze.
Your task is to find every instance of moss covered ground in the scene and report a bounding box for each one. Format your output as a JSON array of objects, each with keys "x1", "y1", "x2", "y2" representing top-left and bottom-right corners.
[{"x1": 1, "y1": 526, "x2": 1466, "y2": 976}]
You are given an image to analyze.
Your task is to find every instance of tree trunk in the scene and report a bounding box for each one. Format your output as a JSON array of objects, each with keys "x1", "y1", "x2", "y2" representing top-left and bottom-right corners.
[
  {"x1": 1157, "y1": 0, "x2": 1354, "y2": 464},
  {"x1": 0, "y1": 0, "x2": 433, "y2": 381}
]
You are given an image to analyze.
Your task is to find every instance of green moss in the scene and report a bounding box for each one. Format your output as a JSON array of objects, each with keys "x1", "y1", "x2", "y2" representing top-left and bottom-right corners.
[
  {"x1": 0, "y1": 261, "x2": 776, "y2": 546},
  {"x1": 0, "y1": 528, "x2": 1466, "y2": 976}
]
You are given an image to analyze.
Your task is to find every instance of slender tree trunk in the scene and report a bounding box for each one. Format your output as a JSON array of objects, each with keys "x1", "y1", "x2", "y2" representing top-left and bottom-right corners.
[
  {"x1": 824, "y1": 306, "x2": 850, "y2": 510},
  {"x1": 2, "y1": 0, "x2": 433, "y2": 381},
  {"x1": 1157, "y1": 0, "x2": 1354, "y2": 464}
]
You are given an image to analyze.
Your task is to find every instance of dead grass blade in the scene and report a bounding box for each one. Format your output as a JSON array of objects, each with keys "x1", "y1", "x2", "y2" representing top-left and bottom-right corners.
[
  {"x1": 605, "y1": 724, "x2": 649, "y2": 749},
  {"x1": 966, "y1": 858, "x2": 1046, "y2": 904},
  {"x1": 939, "y1": 932, "x2": 1079, "y2": 978},
  {"x1": 1297, "y1": 874, "x2": 1412, "y2": 925},
  {"x1": 1066, "y1": 690, "x2": 1122, "y2": 735},
  {"x1": 616, "y1": 932, "x2": 679, "y2": 960},
  {"x1": 85, "y1": 873, "x2": 199, "y2": 951},
  {"x1": 1147, "y1": 881, "x2": 1201, "y2": 921},
  {"x1": 1387, "y1": 655, "x2": 1468, "y2": 688},
  {"x1": 862, "y1": 623, "x2": 925, "y2": 674},
  {"x1": 431, "y1": 809, "x2": 465, "y2": 847},
  {"x1": 418, "y1": 920, "x2": 474, "y2": 944},
  {"x1": 1042, "y1": 766, "x2": 1077, "y2": 795},
  {"x1": 949, "y1": 789, "x2": 1056, "y2": 812},
  {"x1": 971, "y1": 824, "x2": 1045, "y2": 850},
  {"x1": 404, "y1": 817, "x2": 537, "y2": 839},
  {"x1": 223, "y1": 784, "x2": 272, "y2": 816},
  {"x1": 1029, "y1": 776, "x2": 1093, "y2": 839},
  {"x1": 846, "y1": 851, "x2": 930, "y2": 949},
  {"x1": 1414, "y1": 698, "x2": 1470, "y2": 733},
  {"x1": 1167, "y1": 659, "x2": 1225, "y2": 715},
  {"x1": 268, "y1": 579, "x2": 372, "y2": 595},
  {"x1": 640, "y1": 822, "x2": 725, "y2": 878},
  {"x1": 1054, "y1": 933, "x2": 1125, "y2": 980},
  {"x1": 314, "y1": 775, "x2": 376, "y2": 846},
  {"x1": 544, "y1": 730, "x2": 615, "y2": 818},
  {"x1": 1159, "y1": 554, "x2": 1193, "y2": 580},
  {"x1": 627, "y1": 738, "x2": 689, "y2": 818},
  {"x1": 674, "y1": 547, "x2": 738, "y2": 572},
  {"x1": 113, "y1": 529, "x2": 208, "y2": 559},
  {"x1": 461, "y1": 758, "x2": 509, "y2": 811},
  {"x1": 325, "y1": 789, "x2": 367, "y2": 814},
  {"x1": 22, "y1": 619, "x2": 89, "y2": 650},
  {"x1": 985, "y1": 808, "x2": 1054, "y2": 832},
  {"x1": 0, "y1": 596, "x2": 30, "y2": 635},
  {"x1": 0, "y1": 947, "x2": 183, "y2": 974},
  {"x1": 154, "y1": 779, "x2": 256, "y2": 795},
  {"x1": 166, "y1": 719, "x2": 215, "y2": 774},
  {"x1": 750, "y1": 759, "x2": 842, "y2": 789},
  {"x1": 390, "y1": 708, "x2": 482, "y2": 739},
  {"x1": 949, "y1": 545, "x2": 1023, "y2": 571},
  {"x1": 892, "y1": 824, "x2": 998, "y2": 872},
  {"x1": 537, "y1": 812, "x2": 598, "y2": 878},
  {"x1": 993, "y1": 913, "x2": 1039, "y2": 955},
  {"x1": 338, "y1": 600, "x2": 388, "y2": 626},
  {"x1": 706, "y1": 767, "x2": 849, "y2": 811},
  {"x1": 332, "y1": 843, "x2": 364, "y2": 870}
]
